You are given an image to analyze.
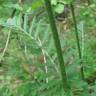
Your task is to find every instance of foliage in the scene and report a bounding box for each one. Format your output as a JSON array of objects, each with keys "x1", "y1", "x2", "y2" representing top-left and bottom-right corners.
[{"x1": 0, "y1": 0, "x2": 96, "y2": 96}]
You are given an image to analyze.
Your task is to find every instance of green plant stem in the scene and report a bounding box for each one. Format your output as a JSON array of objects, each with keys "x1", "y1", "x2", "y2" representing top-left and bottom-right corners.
[
  {"x1": 87, "y1": 0, "x2": 91, "y2": 5},
  {"x1": 70, "y1": 3, "x2": 84, "y2": 80},
  {"x1": 44, "y1": 0, "x2": 72, "y2": 95}
]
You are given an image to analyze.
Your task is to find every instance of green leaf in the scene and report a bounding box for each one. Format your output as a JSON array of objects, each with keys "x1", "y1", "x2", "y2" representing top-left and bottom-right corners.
[
  {"x1": 31, "y1": 1, "x2": 43, "y2": 10},
  {"x1": 54, "y1": 3, "x2": 64, "y2": 13},
  {"x1": 51, "y1": 0, "x2": 57, "y2": 5}
]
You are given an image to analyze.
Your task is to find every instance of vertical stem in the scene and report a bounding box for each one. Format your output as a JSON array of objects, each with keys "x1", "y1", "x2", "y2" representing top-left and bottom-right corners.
[
  {"x1": 44, "y1": 0, "x2": 72, "y2": 95},
  {"x1": 70, "y1": 3, "x2": 84, "y2": 80},
  {"x1": 86, "y1": 0, "x2": 91, "y2": 5}
]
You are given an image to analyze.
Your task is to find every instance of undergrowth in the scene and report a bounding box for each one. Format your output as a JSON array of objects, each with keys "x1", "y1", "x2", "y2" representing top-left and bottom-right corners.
[{"x1": 0, "y1": 0, "x2": 96, "y2": 96}]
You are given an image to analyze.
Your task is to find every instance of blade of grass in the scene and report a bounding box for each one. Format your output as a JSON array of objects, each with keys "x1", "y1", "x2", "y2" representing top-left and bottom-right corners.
[
  {"x1": 0, "y1": 29, "x2": 11, "y2": 63},
  {"x1": 44, "y1": 0, "x2": 72, "y2": 95}
]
